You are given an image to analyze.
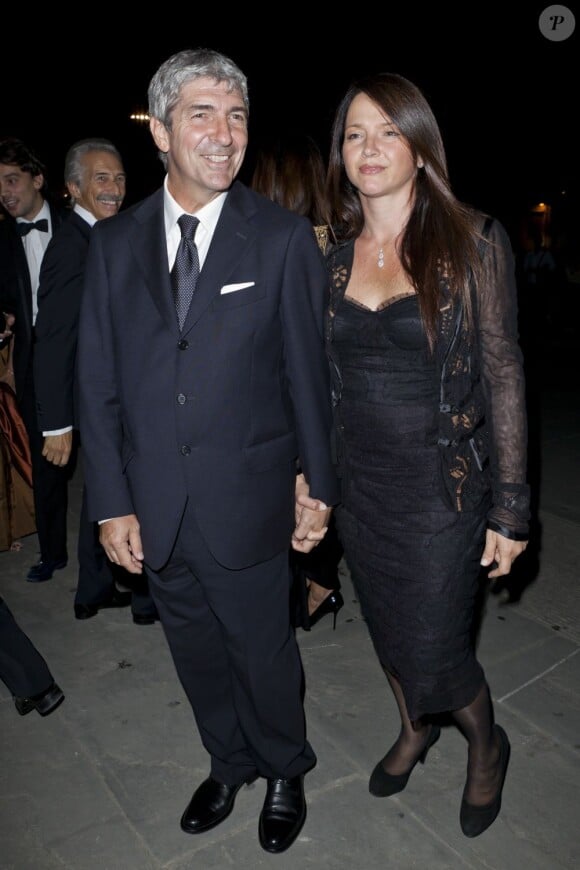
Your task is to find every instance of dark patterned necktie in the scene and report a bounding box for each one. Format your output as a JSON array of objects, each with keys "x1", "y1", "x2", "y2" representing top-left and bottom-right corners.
[
  {"x1": 171, "y1": 214, "x2": 200, "y2": 329},
  {"x1": 17, "y1": 219, "x2": 49, "y2": 236}
]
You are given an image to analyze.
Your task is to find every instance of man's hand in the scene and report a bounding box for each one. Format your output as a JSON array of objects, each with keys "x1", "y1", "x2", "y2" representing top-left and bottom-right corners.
[
  {"x1": 292, "y1": 473, "x2": 332, "y2": 554},
  {"x1": 481, "y1": 529, "x2": 528, "y2": 579},
  {"x1": 99, "y1": 514, "x2": 144, "y2": 574},
  {"x1": 42, "y1": 432, "x2": 73, "y2": 466}
]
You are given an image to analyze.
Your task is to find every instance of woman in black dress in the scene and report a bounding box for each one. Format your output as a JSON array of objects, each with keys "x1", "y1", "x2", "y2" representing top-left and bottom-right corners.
[{"x1": 304, "y1": 73, "x2": 529, "y2": 837}]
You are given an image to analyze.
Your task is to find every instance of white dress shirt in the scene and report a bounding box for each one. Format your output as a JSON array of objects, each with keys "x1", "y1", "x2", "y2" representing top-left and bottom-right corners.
[{"x1": 16, "y1": 200, "x2": 52, "y2": 325}]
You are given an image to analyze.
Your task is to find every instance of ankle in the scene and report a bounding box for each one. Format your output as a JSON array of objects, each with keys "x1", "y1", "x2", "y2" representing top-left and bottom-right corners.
[
  {"x1": 468, "y1": 729, "x2": 501, "y2": 771},
  {"x1": 382, "y1": 726, "x2": 428, "y2": 773},
  {"x1": 464, "y1": 733, "x2": 503, "y2": 801},
  {"x1": 307, "y1": 582, "x2": 332, "y2": 614}
]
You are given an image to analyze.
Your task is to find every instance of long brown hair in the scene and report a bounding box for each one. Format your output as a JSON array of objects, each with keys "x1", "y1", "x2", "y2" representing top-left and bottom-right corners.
[
  {"x1": 251, "y1": 133, "x2": 331, "y2": 228},
  {"x1": 326, "y1": 73, "x2": 482, "y2": 346}
]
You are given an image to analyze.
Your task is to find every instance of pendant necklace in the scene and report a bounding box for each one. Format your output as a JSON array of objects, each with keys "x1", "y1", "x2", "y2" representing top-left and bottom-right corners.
[{"x1": 378, "y1": 247, "x2": 385, "y2": 268}]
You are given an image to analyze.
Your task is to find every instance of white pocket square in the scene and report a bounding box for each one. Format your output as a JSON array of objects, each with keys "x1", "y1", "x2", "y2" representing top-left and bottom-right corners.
[{"x1": 220, "y1": 281, "x2": 255, "y2": 295}]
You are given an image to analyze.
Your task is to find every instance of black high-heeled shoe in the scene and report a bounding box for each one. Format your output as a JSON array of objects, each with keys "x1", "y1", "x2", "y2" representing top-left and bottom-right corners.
[
  {"x1": 460, "y1": 724, "x2": 511, "y2": 837},
  {"x1": 369, "y1": 725, "x2": 441, "y2": 797},
  {"x1": 308, "y1": 590, "x2": 344, "y2": 630}
]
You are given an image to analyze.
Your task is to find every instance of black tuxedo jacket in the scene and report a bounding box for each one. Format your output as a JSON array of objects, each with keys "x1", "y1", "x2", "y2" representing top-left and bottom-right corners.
[
  {"x1": 0, "y1": 202, "x2": 69, "y2": 398},
  {"x1": 34, "y1": 210, "x2": 91, "y2": 431},
  {"x1": 78, "y1": 182, "x2": 339, "y2": 571}
]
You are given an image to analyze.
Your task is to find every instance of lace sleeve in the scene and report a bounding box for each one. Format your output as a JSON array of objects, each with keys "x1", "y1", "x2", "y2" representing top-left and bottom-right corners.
[{"x1": 477, "y1": 218, "x2": 530, "y2": 538}]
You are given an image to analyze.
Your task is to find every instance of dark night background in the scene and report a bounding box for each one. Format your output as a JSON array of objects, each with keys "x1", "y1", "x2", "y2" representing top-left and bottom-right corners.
[{"x1": 1, "y1": 5, "x2": 578, "y2": 244}]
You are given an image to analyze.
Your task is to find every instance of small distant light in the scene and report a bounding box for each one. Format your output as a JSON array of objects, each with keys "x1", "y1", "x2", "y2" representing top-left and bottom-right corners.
[{"x1": 130, "y1": 112, "x2": 150, "y2": 123}]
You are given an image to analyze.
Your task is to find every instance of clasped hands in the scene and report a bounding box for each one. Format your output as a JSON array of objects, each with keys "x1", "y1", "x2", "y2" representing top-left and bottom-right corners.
[{"x1": 292, "y1": 472, "x2": 332, "y2": 553}]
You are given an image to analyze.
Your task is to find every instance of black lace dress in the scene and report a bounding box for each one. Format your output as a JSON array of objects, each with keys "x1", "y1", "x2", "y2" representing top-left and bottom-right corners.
[{"x1": 332, "y1": 291, "x2": 486, "y2": 721}]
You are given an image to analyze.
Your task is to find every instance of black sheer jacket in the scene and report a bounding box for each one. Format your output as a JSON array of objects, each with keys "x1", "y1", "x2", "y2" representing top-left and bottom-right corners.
[{"x1": 326, "y1": 214, "x2": 530, "y2": 541}]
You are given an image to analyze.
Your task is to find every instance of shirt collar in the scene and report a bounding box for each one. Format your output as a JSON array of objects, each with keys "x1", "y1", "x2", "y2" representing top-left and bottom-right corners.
[
  {"x1": 163, "y1": 176, "x2": 227, "y2": 239},
  {"x1": 74, "y1": 203, "x2": 98, "y2": 227}
]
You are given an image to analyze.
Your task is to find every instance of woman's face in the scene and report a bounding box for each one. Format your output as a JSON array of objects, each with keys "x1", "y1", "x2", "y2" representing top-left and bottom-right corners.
[{"x1": 342, "y1": 91, "x2": 421, "y2": 201}]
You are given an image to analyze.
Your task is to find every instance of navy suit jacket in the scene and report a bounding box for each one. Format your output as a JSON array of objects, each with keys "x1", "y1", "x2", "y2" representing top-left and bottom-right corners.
[
  {"x1": 77, "y1": 182, "x2": 339, "y2": 570},
  {"x1": 0, "y1": 201, "x2": 69, "y2": 399},
  {"x1": 34, "y1": 210, "x2": 92, "y2": 431}
]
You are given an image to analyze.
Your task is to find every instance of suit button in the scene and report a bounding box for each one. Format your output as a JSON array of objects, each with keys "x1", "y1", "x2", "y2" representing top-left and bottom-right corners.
[
  {"x1": 180, "y1": 445, "x2": 191, "y2": 456},
  {"x1": 176, "y1": 393, "x2": 186, "y2": 405},
  {"x1": 178, "y1": 339, "x2": 188, "y2": 350}
]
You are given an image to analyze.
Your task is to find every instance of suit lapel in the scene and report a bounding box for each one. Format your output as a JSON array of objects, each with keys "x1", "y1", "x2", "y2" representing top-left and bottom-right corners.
[
  {"x1": 181, "y1": 182, "x2": 258, "y2": 334},
  {"x1": 49, "y1": 201, "x2": 67, "y2": 234},
  {"x1": 69, "y1": 211, "x2": 92, "y2": 244},
  {"x1": 9, "y1": 225, "x2": 34, "y2": 333},
  {"x1": 129, "y1": 190, "x2": 179, "y2": 334}
]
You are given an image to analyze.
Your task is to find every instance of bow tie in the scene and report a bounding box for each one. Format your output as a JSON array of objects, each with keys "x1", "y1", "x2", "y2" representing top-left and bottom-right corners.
[{"x1": 17, "y1": 219, "x2": 49, "y2": 236}]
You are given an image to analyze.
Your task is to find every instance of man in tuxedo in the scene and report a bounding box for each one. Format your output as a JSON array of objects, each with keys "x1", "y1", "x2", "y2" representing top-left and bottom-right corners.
[
  {"x1": 0, "y1": 139, "x2": 70, "y2": 582},
  {"x1": 34, "y1": 138, "x2": 158, "y2": 625},
  {"x1": 77, "y1": 48, "x2": 338, "y2": 854}
]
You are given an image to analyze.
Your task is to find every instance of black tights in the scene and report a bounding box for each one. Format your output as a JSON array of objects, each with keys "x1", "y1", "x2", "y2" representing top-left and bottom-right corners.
[{"x1": 382, "y1": 670, "x2": 502, "y2": 805}]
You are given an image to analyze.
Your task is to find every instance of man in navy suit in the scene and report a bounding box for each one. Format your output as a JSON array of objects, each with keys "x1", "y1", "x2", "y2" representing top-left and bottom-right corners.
[
  {"x1": 0, "y1": 139, "x2": 70, "y2": 582},
  {"x1": 77, "y1": 48, "x2": 338, "y2": 854},
  {"x1": 34, "y1": 138, "x2": 158, "y2": 624}
]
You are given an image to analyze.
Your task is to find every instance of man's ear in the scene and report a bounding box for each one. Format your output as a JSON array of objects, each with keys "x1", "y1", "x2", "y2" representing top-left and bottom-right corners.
[
  {"x1": 66, "y1": 181, "x2": 80, "y2": 200},
  {"x1": 150, "y1": 117, "x2": 170, "y2": 155},
  {"x1": 33, "y1": 173, "x2": 44, "y2": 191}
]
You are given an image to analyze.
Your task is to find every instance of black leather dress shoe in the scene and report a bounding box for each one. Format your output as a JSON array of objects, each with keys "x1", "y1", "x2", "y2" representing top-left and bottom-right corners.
[
  {"x1": 259, "y1": 775, "x2": 306, "y2": 853},
  {"x1": 14, "y1": 682, "x2": 65, "y2": 717},
  {"x1": 181, "y1": 775, "x2": 255, "y2": 834},
  {"x1": 132, "y1": 613, "x2": 160, "y2": 626},
  {"x1": 26, "y1": 558, "x2": 67, "y2": 583},
  {"x1": 74, "y1": 588, "x2": 132, "y2": 620}
]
